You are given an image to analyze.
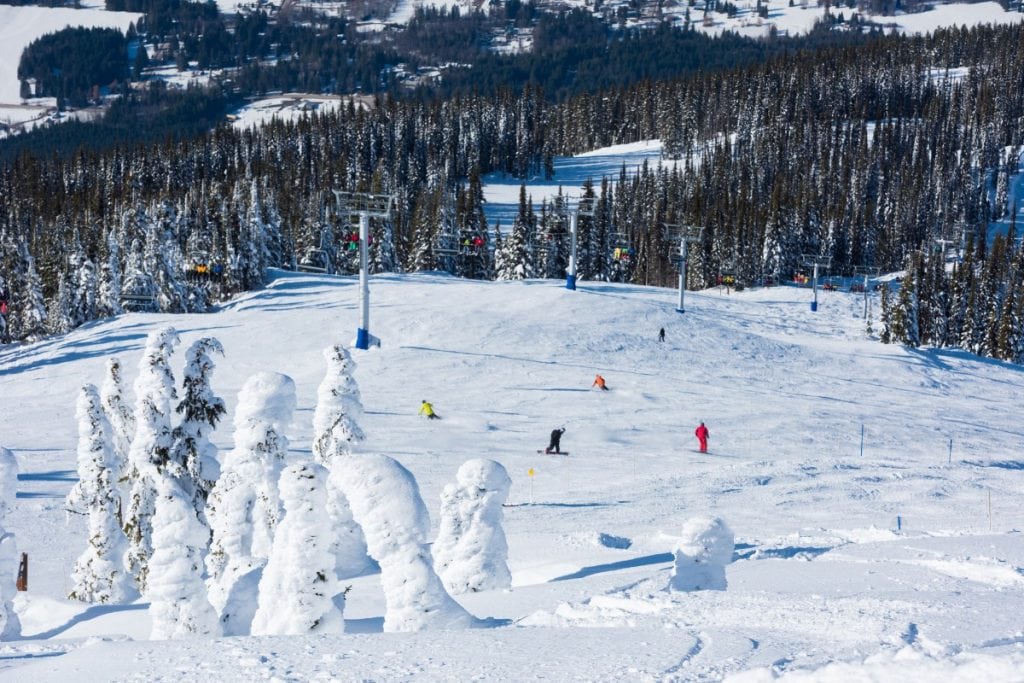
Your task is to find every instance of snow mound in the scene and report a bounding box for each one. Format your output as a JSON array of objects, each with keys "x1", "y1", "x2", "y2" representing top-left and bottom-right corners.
[{"x1": 669, "y1": 516, "x2": 734, "y2": 592}]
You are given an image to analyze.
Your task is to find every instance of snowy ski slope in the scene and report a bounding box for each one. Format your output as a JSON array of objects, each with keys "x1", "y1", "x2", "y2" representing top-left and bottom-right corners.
[{"x1": 1, "y1": 272, "x2": 1023, "y2": 680}]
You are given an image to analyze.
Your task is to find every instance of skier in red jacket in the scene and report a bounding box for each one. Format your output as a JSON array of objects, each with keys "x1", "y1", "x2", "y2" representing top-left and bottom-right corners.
[{"x1": 695, "y1": 422, "x2": 709, "y2": 453}]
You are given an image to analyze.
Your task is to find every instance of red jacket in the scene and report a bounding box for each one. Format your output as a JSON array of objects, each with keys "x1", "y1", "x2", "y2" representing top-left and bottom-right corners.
[{"x1": 695, "y1": 424, "x2": 709, "y2": 440}]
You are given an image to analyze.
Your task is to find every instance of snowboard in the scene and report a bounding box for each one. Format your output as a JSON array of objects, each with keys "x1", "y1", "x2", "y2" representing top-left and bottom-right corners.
[{"x1": 538, "y1": 450, "x2": 569, "y2": 455}]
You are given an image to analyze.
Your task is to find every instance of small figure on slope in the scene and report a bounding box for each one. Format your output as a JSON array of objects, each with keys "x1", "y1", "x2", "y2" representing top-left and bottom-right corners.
[
  {"x1": 695, "y1": 421, "x2": 709, "y2": 453},
  {"x1": 592, "y1": 374, "x2": 608, "y2": 391},
  {"x1": 419, "y1": 400, "x2": 440, "y2": 420},
  {"x1": 658, "y1": 327, "x2": 665, "y2": 343},
  {"x1": 545, "y1": 427, "x2": 566, "y2": 454}
]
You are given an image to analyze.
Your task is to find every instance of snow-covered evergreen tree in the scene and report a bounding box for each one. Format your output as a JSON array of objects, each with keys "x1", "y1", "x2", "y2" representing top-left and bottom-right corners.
[
  {"x1": 123, "y1": 327, "x2": 179, "y2": 593},
  {"x1": 97, "y1": 234, "x2": 124, "y2": 318},
  {"x1": 433, "y1": 459, "x2": 512, "y2": 595},
  {"x1": 121, "y1": 237, "x2": 155, "y2": 307},
  {"x1": 100, "y1": 357, "x2": 134, "y2": 501},
  {"x1": 0, "y1": 447, "x2": 21, "y2": 639},
  {"x1": 66, "y1": 385, "x2": 134, "y2": 604},
  {"x1": 15, "y1": 238, "x2": 47, "y2": 341},
  {"x1": 72, "y1": 250, "x2": 98, "y2": 327},
  {"x1": 251, "y1": 462, "x2": 344, "y2": 636},
  {"x1": 311, "y1": 345, "x2": 372, "y2": 581},
  {"x1": 312, "y1": 345, "x2": 366, "y2": 464},
  {"x1": 170, "y1": 337, "x2": 226, "y2": 517},
  {"x1": 147, "y1": 205, "x2": 188, "y2": 314},
  {"x1": 331, "y1": 453, "x2": 473, "y2": 632},
  {"x1": 147, "y1": 471, "x2": 221, "y2": 639},
  {"x1": 206, "y1": 372, "x2": 295, "y2": 636},
  {"x1": 495, "y1": 185, "x2": 533, "y2": 280},
  {"x1": 668, "y1": 516, "x2": 734, "y2": 592},
  {"x1": 47, "y1": 274, "x2": 75, "y2": 335}
]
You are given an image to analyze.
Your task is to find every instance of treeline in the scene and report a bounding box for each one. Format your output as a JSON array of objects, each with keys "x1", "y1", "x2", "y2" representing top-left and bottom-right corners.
[
  {"x1": 879, "y1": 228, "x2": 1024, "y2": 363},
  {"x1": 1, "y1": 24, "x2": 1023, "y2": 362},
  {"x1": 17, "y1": 27, "x2": 129, "y2": 107}
]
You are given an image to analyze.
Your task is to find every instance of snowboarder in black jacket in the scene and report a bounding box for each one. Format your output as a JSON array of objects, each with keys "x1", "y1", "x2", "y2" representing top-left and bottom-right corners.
[{"x1": 546, "y1": 428, "x2": 566, "y2": 454}]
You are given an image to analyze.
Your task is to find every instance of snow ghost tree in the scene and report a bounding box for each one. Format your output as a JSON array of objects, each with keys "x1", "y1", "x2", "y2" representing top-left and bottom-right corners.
[
  {"x1": 331, "y1": 453, "x2": 473, "y2": 632},
  {"x1": 123, "y1": 326, "x2": 179, "y2": 593},
  {"x1": 312, "y1": 345, "x2": 366, "y2": 464},
  {"x1": 67, "y1": 385, "x2": 134, "y2": 604},
  {"x1": 251, "y1": 463, "x2": 344, "y2": 636},
  {"x1": 312, "y1": 345, "x2": 371, "y2": 582},
  {"x1": 668, "y1": 516, "x2": 734, "y2": 592},
  {"x1": 169, "y1": 337, "x2": 226, "y2": 519},
  {"x1": 206, "y1": 372, "x2": 295, "y2": 636},
  {"x1": 100, "y1": 357, "x2": 134, "y2": 500},
  {"x1": 433, "y1": 459, "x2": 512, "y2": 595},
  {"x1": 0, "y1": 447, "x2": 20, "y2": 639},
  {"x1": 147, "y1": 472, "x2": 221, "y2": 640}
]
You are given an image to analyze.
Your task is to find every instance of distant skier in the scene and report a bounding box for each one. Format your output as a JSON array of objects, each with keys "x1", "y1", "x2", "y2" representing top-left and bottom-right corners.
[
  {"x1": 419, "y1": 400, "x2": 440, "y2": 420},
  {"x1": 545, "y1": 428, "x2": 566, "y2": 454},
  {"x1": 695, "y1": 422, "x2": 709, "y2": 453},
  {"x1": 658, "y1": 328, "x2": 665, "y2": 342},
  {"x1": 592, "y1": 374, "x2": 608, "y2": 391}
]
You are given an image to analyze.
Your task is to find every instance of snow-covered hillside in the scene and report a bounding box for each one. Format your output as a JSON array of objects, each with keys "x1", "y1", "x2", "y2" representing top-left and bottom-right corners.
[{"x1": 1, "y1": 272, "x2": 1024, "y2": 680}]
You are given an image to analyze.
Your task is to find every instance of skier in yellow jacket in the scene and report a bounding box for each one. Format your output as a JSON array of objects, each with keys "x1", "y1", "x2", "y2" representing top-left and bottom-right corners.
[{"x1": 419, "y1": 400, "x2": 440, "y2": 420}]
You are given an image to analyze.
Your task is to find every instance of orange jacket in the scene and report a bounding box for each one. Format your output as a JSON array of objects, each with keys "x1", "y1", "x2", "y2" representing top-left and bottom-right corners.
[{"x1": 592, "y1": 375, "x2": 606, "y2": 388}]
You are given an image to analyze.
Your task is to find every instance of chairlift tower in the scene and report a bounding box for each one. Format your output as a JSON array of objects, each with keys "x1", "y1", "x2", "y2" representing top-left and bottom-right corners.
[
  {"x1": 801, "y1": 254, "x2": 832, "y2": 312},
  {"x1": 854, "y1": 265, "x2": 881, "y2": 318},
  {"x1": 665, "y1": 224, "x2": 703, "y2": 313},
  {"x1": 566, "y1": 196, "x2": 596, "y2": 291},
  {"x1": 332, "y1": 190, "x2": 393, "y2": 350}
]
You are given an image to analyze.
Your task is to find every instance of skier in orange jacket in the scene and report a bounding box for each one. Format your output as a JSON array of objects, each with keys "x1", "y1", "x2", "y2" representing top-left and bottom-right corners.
[{"x1": 592, "y1": 374, "x2": 608, "y2": 391}]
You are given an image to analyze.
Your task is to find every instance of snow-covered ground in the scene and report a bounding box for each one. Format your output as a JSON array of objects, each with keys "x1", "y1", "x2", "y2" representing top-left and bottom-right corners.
[
  {"x1": 229, "y1": 94, "x2": 353, "y2": 130},
  {"x1": 0, "y1": 5, "x2": 141, "y2": 104},
  {"x1": 483, "y1": 139, "x2": 670, "y2": 227},
  {"x1": 2, "y1": 271, "x2": 1024, "y2": 679}
]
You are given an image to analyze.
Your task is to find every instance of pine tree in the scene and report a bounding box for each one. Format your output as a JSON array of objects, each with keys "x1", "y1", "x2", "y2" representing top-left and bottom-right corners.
[
  {"x1": 100, "y1": 357, "x2": 134, "y2": 506},
  {"x1": 123, "y1": 326, "x2": 180, "y2": 593},
  {"x1": 312, "y1": 345, "x2": 366, "y2": 465},
  {"x1": 147, "y1": 470, "x2": 221, "y2": 639},
  {"x1": 97, "y1": 234, "x2": 124, "y2": 318},
  {"x1": 67, "y1": 385, "x2": 134, "y2": 604},
  {"x1": 433, "y1": 459, "x2": 512, "y2": 595},
  {"x1": 14, "y1": 238, "x2": 46, "y2": 342},
  {"x1": 251, "y1": 463, "x2": 344, "y2": 635},
  {"x1": 311, "y1": 345, "x2": 372, "y2": 581},
  {"x1": 169, "y1": 337, "x2": 226, "y2": 519},
  {"x1": 329, "y1": 454, "x2": 472, "y2": 632},
  {"x1": 206, "y1": 372, "x2": 295, "y2": 636}
]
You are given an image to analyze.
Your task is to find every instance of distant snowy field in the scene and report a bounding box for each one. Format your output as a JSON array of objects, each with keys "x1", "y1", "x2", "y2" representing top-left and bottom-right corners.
[
  {"x1": 2, "y1": 272, "x2": 1024, "y2": 679},
  {"x1": 0, "y1": 5, "x2": 141, "y2": 104}
]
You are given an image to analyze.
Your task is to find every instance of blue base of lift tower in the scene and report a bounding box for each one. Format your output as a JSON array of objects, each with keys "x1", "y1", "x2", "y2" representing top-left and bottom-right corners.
[
  {"x1": 355, "y1": 328, "x2": 370, "y2": 350},
  {"x1": 566, "y1": 274, "x2": 577, "y2": 291},
  {"x1": 810, "y1": 301, "x2": 818, "y2": 312}
]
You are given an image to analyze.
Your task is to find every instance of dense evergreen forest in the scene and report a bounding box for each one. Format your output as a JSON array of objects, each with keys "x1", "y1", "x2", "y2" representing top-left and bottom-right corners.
[
  {"x1": 17, "y1": 27, "x2": 129, "y2": 107},
  {"x1": 0, "y1": 23, "x2": 1022, "y2": 362},
  {"x1": 4, "y1": 2, "x2": 880, "y2": 164}
]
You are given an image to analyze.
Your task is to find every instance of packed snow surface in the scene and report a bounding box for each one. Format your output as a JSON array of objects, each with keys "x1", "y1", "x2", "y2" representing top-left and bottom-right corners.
[{"x1": 2, "y1": 272, "x2": 1024, "y2": 679}]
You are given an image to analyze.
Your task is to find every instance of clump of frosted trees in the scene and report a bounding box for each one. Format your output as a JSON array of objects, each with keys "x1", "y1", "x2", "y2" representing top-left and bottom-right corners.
[{"x1": 62, "y1": 329, "x2": 514, "y2": 639}]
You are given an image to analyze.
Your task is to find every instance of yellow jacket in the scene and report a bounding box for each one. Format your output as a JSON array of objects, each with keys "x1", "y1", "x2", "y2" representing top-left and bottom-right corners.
[{"x1": 419, "y1": 402, "x2": 435, "y2": 417}]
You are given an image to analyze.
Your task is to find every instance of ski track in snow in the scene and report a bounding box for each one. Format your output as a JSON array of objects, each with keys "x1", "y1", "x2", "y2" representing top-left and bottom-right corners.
[{"x1": 2, "y1": 272, "x2": 1024, "y2": 679}]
